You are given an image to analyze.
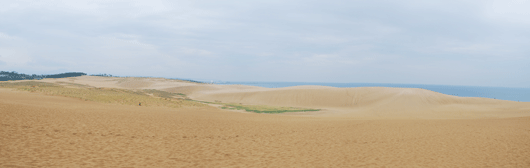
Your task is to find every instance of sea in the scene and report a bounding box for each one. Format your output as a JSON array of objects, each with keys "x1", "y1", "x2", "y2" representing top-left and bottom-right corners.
[{"x1": 213, "y1": 82, "x2": 530, "y2": 102}]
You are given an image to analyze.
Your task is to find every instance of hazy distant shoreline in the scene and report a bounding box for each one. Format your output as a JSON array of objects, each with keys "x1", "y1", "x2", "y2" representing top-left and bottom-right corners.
[
  {"x1": 2, "y1": 71, "x2": 528, "y2": 102},
  {"x1": 216, "y1": 81, "x2": 530, "y2": 102}
]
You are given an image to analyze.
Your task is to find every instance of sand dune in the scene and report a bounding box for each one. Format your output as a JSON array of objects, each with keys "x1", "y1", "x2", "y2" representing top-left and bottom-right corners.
[
  {"x1": 3, "y1": 77, "x2": 530, "y2": 167},
  {"x1": 39, "y1": 76, "x2": 201, "y2": 90},
  {"x1": 1, "y1": 88, "x2": 530, "y2": 167},
  {"x1": 188, "y1": 85, "x2": 530, "y2": 119},
  {"x1": 37, "y1": 76, "x2": 530, "y2": 119}
]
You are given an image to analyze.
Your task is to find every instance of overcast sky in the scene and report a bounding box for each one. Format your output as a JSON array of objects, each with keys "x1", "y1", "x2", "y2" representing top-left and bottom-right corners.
[{"x1": 0, "y1": 0, "x2": 529, "y2": 87}]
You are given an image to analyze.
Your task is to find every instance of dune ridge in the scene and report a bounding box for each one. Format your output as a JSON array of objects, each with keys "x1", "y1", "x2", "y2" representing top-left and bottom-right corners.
[
  {"x1": 188, "y1": 85, "x2": 530, "y2": 119},
  {"x1": 2, "y1": 77, "x2": 530, "y2": 167},
  {"x1": 36, "y1": 76, "x2": 530, "y2": 119},
  {"x1": 1, "y1": 88, "x2": 530, "y2": 167}
]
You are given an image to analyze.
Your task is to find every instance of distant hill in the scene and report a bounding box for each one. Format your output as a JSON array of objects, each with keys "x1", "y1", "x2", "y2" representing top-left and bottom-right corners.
[
  {"x1": 89, "y1": 74, "x2": 204, "y2": 84},
  {"x1": 0, "y1": 71, "x2": 86, "y2": 81}
]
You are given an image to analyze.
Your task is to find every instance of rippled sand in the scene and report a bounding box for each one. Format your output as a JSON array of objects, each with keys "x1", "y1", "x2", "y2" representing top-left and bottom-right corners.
[{"x1": 1, "y1": 88, "x2": 529, "y2": 167}]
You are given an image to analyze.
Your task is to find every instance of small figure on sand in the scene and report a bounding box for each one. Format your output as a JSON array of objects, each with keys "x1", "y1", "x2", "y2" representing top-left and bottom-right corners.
[{"x1": 139, "y1": 102, "x2": 141, "y2": 106}]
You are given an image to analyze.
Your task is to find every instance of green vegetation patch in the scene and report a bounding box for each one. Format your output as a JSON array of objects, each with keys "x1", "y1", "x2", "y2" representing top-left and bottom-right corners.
[
  {"x1": 0, "y1": 81, "x2": 56, "y2": 87},
  {"x1": 142, "y1": 89, "x2": 186, "y2": 99},
  {"x1": 184, "y1": 97, "x2": 320, "y2": 113},
  {"x1": 220, "y1": 103, "x2": 320, "y2": 114},
  {"x1": 54, "y1": 81, "x2": 92, "y2": 88}
]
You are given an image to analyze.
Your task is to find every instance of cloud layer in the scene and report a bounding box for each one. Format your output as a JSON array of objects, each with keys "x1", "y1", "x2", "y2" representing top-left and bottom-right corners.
[{"x1": 1, "y1": 0, "x2": 529, "y2": 87}]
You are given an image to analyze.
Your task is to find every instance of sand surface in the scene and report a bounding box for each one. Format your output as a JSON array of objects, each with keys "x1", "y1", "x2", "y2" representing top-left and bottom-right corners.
[
  {"x1": 189, "y1": 86, "x2": 530, "y2": 119},
  {"x1": 42, "y1": 76, "x2": 530, "y2": 119},
  {"x1": 1, "y1": 88, "x2": 530, "y2": 167},
  {"x1": 2, "y1": 77, "x2": 530, "y2": 167}
]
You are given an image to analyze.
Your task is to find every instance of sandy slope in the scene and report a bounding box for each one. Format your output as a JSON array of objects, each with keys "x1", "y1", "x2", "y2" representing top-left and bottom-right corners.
[
  {"x1": 189, "y1": 86, "x2": 530, "y2": 119},
  {"x1": 1, "y1": 88, "x2": 530, "y2": 167},
  {"x1": 37, "y1": 76, "x2": 530, "y2": 119}
]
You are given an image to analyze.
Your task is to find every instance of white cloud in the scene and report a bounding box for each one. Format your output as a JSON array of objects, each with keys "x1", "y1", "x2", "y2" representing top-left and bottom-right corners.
[
  {"x1": 98, "y1": 34, "x2": 156, "y2": 49},
  {"x1": 0, "y1": 48, "x2": 31, "y2": 65},
  {"x1": 180, "y1": 47, "x2": 213, "y2": 56},
  {"x1": 303, "y1": 36, "x2": 349, "y2": 44},
  {"x1": 0, "y1": 32, "x2": 21, "y2": 40},
  {"x1": 0, "y1": 32, "x2": 31, "y2": 67},
  {"x1": 0, "y1": 0, "x2": 528, "y2": 87},
  {"x1": 483, "y1": 0, "x2": 530, "y2": 25},
  {"x1": 302, "y1": 54, "x2": 360, "y2": 66}
]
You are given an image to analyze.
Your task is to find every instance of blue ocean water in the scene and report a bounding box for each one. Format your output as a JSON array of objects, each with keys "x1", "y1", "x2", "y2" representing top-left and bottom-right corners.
[{"x1": 216, "y1": 82, "x2": 530, "y2": 102}]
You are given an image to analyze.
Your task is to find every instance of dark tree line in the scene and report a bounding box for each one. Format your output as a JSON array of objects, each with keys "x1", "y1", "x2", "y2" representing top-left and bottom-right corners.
[
  {"x1": 90, "y1": 73, "x2": 114, "y2": 77},
  {"x1": 0, "y1": 71, "x2": 86, "y2": 81}
]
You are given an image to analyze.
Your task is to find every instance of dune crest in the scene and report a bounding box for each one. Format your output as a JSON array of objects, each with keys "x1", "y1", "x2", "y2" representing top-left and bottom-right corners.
[
  {"x1": 38, "y1": 76, "x2": 530, "y2": 119},
  {"x1": 188, "y1": 85, "x2": 530, "y2": 119},
  {"x1": 2, "y1": 88, "x2": 530, "y2": 167}
]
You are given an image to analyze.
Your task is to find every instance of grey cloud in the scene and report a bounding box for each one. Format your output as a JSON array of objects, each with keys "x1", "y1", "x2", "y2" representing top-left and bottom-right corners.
[{"x1": 0, "y1": 0, "x2": 528, "y2": 87}]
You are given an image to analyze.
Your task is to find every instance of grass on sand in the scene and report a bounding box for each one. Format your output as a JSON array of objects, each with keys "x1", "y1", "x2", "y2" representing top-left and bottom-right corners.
[
  {"x1": 190, "y1": 100, "x2": 320, "y2": 114},
  {"x1": 1, "y1": 81, "x2": 319, "y2": 113},
  {"x1": 0, "y1": 81, "x2": 206, "y2": 108},
  {"x1": 219, "y1": 103, "x2": 320, "y2": 113}
]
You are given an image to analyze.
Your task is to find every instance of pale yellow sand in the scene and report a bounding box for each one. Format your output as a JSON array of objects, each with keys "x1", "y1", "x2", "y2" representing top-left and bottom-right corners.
[
  {"x1": 188, "y1": 85, "x2": 530, "y2": 119},
  {"x1": 1, "y1": 88, "x2": 530, "y2": 167},
  {"x1": 42, "y1": 76, "x2": 530, "y2": 119},
  {"x1": 3, "y1": 76, "x2": 530, "y2": 167}
]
